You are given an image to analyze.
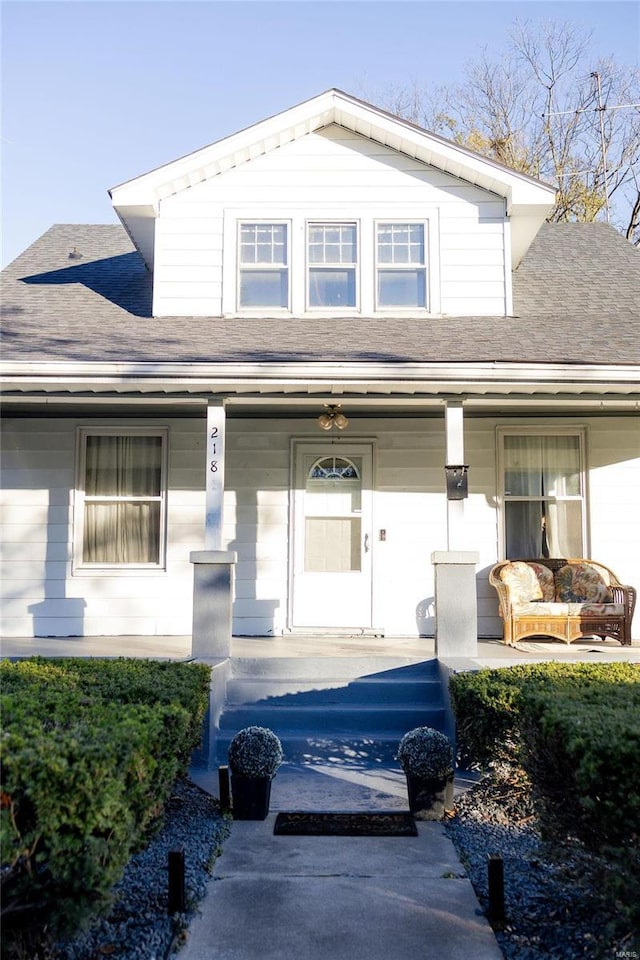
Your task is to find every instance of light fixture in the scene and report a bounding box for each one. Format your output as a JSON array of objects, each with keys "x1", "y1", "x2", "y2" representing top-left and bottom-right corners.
[{"x1": 317, "y1": 404, "x2": 349, "y2": 431}]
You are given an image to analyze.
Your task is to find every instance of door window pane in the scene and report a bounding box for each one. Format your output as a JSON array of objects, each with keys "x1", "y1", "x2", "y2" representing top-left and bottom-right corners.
[{"x1": 305, "y1": 517, "x2": 361, "y2": 572}]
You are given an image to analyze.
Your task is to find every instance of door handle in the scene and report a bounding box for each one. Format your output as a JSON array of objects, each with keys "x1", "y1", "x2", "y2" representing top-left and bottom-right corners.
[{"x1": 364, "y1": 533, "x2": 370, "y2": 553}]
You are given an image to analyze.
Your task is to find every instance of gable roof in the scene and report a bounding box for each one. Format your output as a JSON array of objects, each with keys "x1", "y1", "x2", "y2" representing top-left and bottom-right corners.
[
  {"x1": 109, "y1": 89, "x2": 556, "y2": 270},
  {"x1": 1, "y1": 221, "x2": 638, "y2": 373}
]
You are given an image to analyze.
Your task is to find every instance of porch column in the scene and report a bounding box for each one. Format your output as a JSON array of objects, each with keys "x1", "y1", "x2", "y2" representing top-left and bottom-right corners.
[
  {"x1": 445, "y1": 400, "x2": 465, "y2": 550},
  {"x1": 433, "y1": 402, "x2": 478, "y2": 657},
  {"x1": 190, "y1": 400, "x2": 236, "y2": 659}
]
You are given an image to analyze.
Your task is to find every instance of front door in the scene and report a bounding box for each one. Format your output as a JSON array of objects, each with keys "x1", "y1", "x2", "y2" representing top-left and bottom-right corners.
[{"x1": 291, "y1": 442, "x2": 373, "y2": 629}]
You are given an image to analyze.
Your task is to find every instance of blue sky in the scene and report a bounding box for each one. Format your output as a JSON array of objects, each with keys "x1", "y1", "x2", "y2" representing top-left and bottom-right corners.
[{"x1": 2, "y1": 0, "x2": 639, "y2": 266}]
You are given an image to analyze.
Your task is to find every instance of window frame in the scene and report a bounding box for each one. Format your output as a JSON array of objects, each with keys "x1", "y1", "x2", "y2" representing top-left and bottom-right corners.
[
  {"x1": 496, "y1": 425, "x2": 588, "y2": 561},
  {"x1": 74, "y1": 426, "x2": 169, "y2": 574},
  {"x1": 306, "y1": 220, "x2": 359, "y2": 312},
  {"x1": 374, "y1": 221, "x2": 428, "y2": 311},
  {"x1": 222, "y1": 208, "x2": 440, "y2": 317},
  {"x1": 236, "y1": 220, "x2": 290, "y2": 312}
]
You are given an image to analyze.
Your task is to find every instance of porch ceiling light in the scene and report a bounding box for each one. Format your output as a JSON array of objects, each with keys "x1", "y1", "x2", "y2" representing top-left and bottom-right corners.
[{"x1": 317, "y1": 404, "x2": 349, "y2": 431}]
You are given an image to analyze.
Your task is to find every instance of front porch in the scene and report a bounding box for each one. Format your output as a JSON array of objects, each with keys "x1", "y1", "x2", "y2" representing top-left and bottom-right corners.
[{"x1": 3, "y1": 632, "x2": 639, "y2": 664}]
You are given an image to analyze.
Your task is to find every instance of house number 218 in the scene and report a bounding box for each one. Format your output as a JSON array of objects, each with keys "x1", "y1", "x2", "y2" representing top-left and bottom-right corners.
[{"x1": 209, "y1": 425, "x2": 219, "y2": 474}]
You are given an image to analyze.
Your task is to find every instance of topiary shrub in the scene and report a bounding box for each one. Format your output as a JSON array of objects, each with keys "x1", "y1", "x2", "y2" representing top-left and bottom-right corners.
[
  {"x1": 228, "y1": 726, "x2": 283, "y2": 780},
  {"x1": 396, "y1": 726, "x2": 454, "y2": 779}
]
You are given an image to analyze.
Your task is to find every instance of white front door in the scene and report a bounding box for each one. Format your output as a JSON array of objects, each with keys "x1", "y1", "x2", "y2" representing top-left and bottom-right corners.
[{"x1": 291, "y1": 442, "x2": 373, "y2": 629}]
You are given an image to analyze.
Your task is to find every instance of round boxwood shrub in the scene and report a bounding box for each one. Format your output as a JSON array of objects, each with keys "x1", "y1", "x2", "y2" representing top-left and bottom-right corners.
[
  {"x1": 397, "y1": 726, "x2": 454, "y2": 779},
  {"x1": 228, "y1": 726, "x2": 283, "y2": 779}
]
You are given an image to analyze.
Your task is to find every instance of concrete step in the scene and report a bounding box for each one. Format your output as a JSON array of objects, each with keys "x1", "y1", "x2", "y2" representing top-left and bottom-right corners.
[
  {"x1": 215, "y1": 731, "x2": 418, "y2": 765},
  {"x1": 225, "y1": 676, "x2": 442, "y2": 706},
  {"x1": 229, "y1": 656, "x2": 436, "y2": 680},
  {"x1": 212, "y1": 654, "x2": 446, "y2": 766},
  {"x1": 218, "y1": 704, "x2": 445, "y2": 735}
]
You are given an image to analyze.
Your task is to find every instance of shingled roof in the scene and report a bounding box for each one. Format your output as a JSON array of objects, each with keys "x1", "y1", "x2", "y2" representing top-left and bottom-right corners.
[{"x1": 1, "y1": 220, "x2": 638, "y2": 365}]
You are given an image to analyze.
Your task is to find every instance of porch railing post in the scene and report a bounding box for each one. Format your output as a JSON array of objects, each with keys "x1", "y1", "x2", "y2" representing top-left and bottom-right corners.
[{"x1": 431, "y1": 551, "x2": 479, "y2": 658}]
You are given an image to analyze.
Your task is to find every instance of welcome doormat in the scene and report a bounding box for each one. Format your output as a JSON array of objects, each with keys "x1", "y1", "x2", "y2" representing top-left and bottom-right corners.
[{"x1": 273, "y1": 811, "x2": 418, "y2": 837}]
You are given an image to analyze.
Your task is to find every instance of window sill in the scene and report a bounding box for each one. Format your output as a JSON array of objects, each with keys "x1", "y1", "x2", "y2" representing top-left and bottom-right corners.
[{"x1": 73, "y1": 565, "x2": 168, "y2": 577}]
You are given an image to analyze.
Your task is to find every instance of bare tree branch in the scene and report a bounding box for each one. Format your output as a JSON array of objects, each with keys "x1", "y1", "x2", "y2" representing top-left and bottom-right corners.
[{"x1": 364, "y1": 19, "x2": 640, "y2": 243}]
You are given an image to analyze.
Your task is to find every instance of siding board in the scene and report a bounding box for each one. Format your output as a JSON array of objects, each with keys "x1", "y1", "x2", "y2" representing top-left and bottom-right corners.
[{"x1": 2, "y1": 415, "x2": 637, "y2": 640}]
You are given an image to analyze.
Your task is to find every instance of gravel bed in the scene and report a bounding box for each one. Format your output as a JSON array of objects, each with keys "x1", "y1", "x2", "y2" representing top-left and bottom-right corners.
[
  {"x1": 53, "y1": 778, "x2": 229, "y2": 960},
  {"x1": 446, "y1": 770, "x2": 638, "y2": 960}
]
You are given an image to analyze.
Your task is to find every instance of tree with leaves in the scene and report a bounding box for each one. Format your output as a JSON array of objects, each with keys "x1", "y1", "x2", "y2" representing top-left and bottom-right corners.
[{"x1": 368, "y1": 20, "x2": 640, "y2": 244}]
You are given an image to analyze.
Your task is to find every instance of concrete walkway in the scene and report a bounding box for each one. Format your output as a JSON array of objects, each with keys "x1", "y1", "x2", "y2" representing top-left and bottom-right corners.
[{"x1": 181, "y1": 763, "x2": 503, "y2": 960}]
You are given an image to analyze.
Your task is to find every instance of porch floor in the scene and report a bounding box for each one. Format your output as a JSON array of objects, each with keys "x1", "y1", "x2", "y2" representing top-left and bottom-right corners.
[{"x1": 1, "y1": 633, "x2": 639, "y2": 664}]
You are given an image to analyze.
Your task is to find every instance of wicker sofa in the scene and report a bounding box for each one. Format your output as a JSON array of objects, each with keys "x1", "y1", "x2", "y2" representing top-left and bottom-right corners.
[{"x1": 489, "y1": 558, "x2": 636, "y2": 646}]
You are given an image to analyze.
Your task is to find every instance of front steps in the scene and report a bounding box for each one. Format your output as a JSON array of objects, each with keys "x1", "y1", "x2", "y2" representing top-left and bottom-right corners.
[{"x1": 213, "y1": 656, "x2": 445, "y2": 766}]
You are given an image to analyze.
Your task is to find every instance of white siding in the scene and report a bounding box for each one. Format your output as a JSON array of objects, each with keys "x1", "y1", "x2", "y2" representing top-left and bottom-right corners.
[
  {"x1": 2, "y1": 414, "x2": 638, "y2": 640},
  {"x1": 153, "y1": 125, "x2": 507, "y2": 318}
]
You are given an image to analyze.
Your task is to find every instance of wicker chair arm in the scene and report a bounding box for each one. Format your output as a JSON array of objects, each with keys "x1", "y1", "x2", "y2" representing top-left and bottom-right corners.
[
  {"x1": 612, "y1": 584, "x2": 637, "y2": 620},
  {"x1": 488, "y1": 567, "x2": 513, "y2": 618}
]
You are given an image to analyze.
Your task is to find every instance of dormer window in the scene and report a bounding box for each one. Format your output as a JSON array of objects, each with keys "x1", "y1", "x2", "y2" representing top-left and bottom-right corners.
[
  {"x1": 308, "y1": 222, "x2": 357, "y2": 308},
  {"x1": 239, "y1": 222, "x2": 289, "y2": 308},
  {"x1": 224, "y1": 210, "x2": 440, "y2": 316},
  {"x1": 376, "y1": 223, "x2": 426, "y2": 308}
]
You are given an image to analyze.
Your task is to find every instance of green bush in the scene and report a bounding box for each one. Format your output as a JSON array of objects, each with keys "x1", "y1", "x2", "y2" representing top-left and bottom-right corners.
[
  {"x1": 449, "y1": 661, "x2": 640, "y2": 769},
  {"x1": 0, "y1": 658, "x2": 211, "y2": 947},
  {"x1": 449, "y1": 661, "x2": 640, "y2": 928},
  {"x1": 521, "y1": 680, "x2": 640, "y2": 847}
]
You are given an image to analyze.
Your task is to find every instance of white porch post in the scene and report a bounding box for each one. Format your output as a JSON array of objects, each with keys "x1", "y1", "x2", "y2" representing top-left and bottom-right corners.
[
  {"x1": 205, "y1": 399, "x2": 226, "y2": 550},
  {"x1": 190, "y1": 400, "x2": 236, "y2": 659},
  {"x1": 432, "y1": 400, "x2": 478, "y2": 658},
  {"x1": 445, "y1": 400, "x2": 465, "y2": 550}
]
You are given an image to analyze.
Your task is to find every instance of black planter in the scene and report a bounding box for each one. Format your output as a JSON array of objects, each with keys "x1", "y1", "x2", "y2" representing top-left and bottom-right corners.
[
  {"x1": 231, "y1": 773, "x2": 272, "y2": 820},
  {"x1": 405, "y1": 772, "x2": 454, "y2": 820}
]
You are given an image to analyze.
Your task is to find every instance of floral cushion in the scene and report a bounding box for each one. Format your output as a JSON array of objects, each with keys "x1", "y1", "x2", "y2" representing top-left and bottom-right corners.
[
  {"x1": 573, "y1": 602, "x2": 624, "y2": 616},
  {"x1": 513, "y1": 601, "x2": 624, "y2": 617},
  {"x1": 555, "y1": 563, "x2": 613, "y2": 603},
  {"x1": 528, "y1": 563, "x2": 555, "y2": 601},
  {"x1": 500, "y1": 562, "x2": 542, "y2": 603},
  {"x1": 513, "y1": 601, "x2": 570, "y2": 616},
  {"x1": 500, "y1": 561, "x2": 554, "y2": 603}
]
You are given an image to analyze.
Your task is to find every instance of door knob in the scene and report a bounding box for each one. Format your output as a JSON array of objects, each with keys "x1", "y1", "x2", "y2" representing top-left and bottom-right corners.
[{"x1": 364, "y1": 533, "x2": 370, "y2": 553}]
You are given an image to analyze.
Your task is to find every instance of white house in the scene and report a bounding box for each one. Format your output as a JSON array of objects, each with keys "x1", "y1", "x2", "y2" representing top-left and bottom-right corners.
[{"x1": 2, "y1": 89, "x2": 639, "y2": 645}]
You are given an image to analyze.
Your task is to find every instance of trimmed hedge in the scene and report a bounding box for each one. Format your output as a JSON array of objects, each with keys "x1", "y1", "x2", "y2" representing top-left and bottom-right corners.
[
  {"x1": 449, "y1": 661, "x2": 640, "y2": 770},
  {"x1": 1, "y1": 658, "x2": 211, "y2": 946},
  {"x1": 449, "y1": 662, "x2": 640, "y2": 927}
]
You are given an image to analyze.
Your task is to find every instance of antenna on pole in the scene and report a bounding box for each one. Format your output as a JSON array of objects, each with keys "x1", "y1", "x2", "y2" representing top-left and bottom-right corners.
[
  {"x1": 591, "y1": 71, "x2": 611, "y2": 223},
  {"x1": 543, "y1": 74, "x2": 640, "y2": 223}
]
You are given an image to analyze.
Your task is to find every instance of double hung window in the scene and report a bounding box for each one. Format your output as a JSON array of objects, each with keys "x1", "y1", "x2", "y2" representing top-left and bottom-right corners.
[
  {"x1": 376, "y1": 223, "x2": 426, "y2": 308},
  {"x1": 239, "y1": 223, "x2": 289, "y2": 308},
  {"x1": 308, "y1": 222, "x2": 357, "y2": 308},
  {"x1": 500, "y1": 430, "x2": 585, "y2": 559},
  {"x1": 77, "y1": 429, "x2": 167, "y2": 568}
]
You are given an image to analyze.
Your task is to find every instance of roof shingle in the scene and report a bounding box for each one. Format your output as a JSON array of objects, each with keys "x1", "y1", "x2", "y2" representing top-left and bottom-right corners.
[{"x1": 1, "y1": 221, "x2": 638, "y2": 365}]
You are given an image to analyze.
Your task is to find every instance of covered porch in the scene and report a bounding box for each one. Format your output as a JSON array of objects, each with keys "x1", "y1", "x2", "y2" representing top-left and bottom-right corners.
[{"x1": 3, "y1": 632, "x2": 638, "y2": 664}]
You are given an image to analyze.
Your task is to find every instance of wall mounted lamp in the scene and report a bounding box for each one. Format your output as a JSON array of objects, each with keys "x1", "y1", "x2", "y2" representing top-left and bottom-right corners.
[
  {"x1": 317, "y1": 404, "x2": 349, "y2": 431},
  {"x1": 445, "y1": 464, "x2": 469, "y2": 500}
]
